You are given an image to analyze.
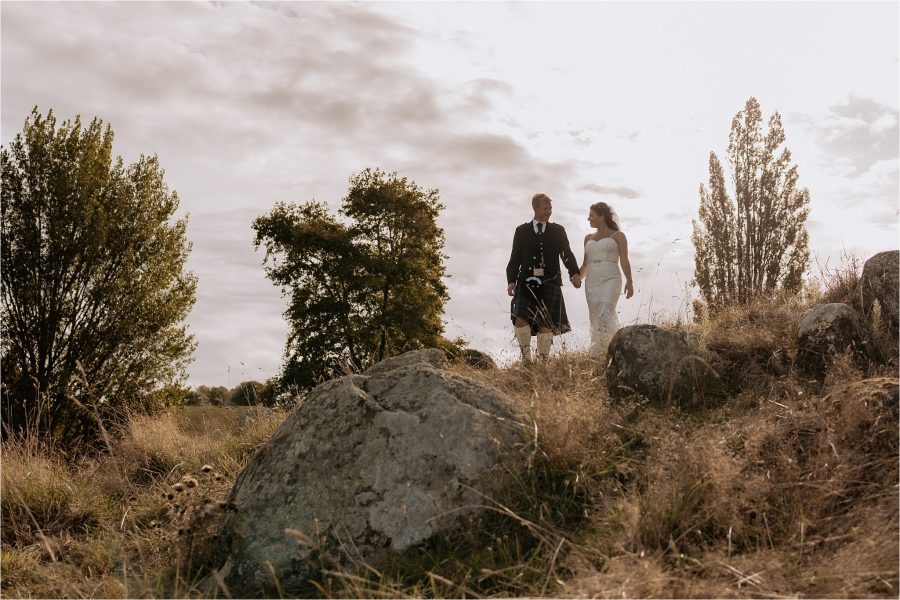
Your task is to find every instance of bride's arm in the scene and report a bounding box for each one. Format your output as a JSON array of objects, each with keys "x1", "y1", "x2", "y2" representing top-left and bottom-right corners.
[
  {"x1": 579, "y1": 234, "x2": 589, "y2": 279},
  {"x1": 616, "y1": 232, "x2": 634, "y2": 299}
]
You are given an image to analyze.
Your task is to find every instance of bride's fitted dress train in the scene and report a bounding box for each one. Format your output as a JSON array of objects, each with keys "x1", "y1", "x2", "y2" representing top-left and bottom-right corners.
[{"x1": 585, "y1": 236, "x2": 622, "y2": 355}]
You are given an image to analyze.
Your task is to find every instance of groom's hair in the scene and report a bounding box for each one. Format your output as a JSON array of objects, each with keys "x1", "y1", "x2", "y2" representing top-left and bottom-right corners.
[{"x1": 532, "y1": 193, "x2": 551, "y2": 208}]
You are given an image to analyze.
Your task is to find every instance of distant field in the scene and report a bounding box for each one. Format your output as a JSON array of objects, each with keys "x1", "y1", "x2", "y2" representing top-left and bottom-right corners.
[{"x1": 174, "y1": 404, "x2": 281, "y2": 435}]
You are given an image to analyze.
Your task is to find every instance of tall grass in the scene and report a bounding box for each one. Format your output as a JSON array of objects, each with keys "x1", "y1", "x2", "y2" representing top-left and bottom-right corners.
[
  {"x1": 1, "y1": 405, "x2": 283, "y2": 598},
  {"x1": 2, "y1": 283, "x2": 897, "y2": 598}
]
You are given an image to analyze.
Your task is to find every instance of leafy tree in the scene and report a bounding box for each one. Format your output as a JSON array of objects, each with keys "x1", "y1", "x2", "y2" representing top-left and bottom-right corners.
[
  {"x1": 228, "y1": 381, "x2": 256, "y2": 405},
  {"x1": 1, "y1": 108, "x2": 196, "y2": 447},
  {"x1": 692, "y1": 97, "x2": 811, "y2": 311},
  {"x1": 254, "y1": 378, "x2": 278, "y2": 407},
  {"x1": 223, "y1": 379, "x2": 278, "y2": 407},
  {"x1": 147, "y1": 383, "x2": 191, "y2": 408},
  {"x1": 182, "y1": 388, "x2": 207, "y2": 406},
  {"x1": 253, "y1": 168, "x2": 454, "y2": 392},
  {"x1": 206, "y1": 385, "x2": 231, "y2": 406},
  {"x1": 184, "y1": 384, "x2": 232, "y2": 406}
]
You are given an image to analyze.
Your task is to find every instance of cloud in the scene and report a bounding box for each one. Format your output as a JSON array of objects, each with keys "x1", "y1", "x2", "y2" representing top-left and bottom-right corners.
[
  {"x1": 839, "y1": 158, "x2": 900, "y2": 229},
  {"x1": 864, "y1": 210, "x2": 899, "y2": 231},
  {"x1": 619, "y1": 215, "x2": 656, "y2": 229},
  {"x1": 423, "y1": 133, "x2": 581, "y2": 181},
  {"x1": 6, "y1": 2, "x2": 896, "y2": 383},
  {"x1": 663, "y1": 208, "x2": 695, "y2": 221},
  {"x1": 461, "y1": 78, "x2": 515, "y2": 113},
  {"x1": 578, "y1": 183, "x2": 641, "y2": 198},
  {"x1": 2, "y1": 1, "x2": 463, "y2": 163},
  {"x1": 811, "y1": 95, "x2": 899, "y2": 176},
  {"x1": 566, "y1": 128, "x2": 602, "y2": 146}
]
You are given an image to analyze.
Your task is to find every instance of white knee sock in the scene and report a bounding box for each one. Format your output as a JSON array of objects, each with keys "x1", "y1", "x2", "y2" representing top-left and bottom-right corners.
[
  {"x1": 514, "y1": 325, "x2": 533, "y2": 363},
  {"x1": 536, "y1": 332, "x2": 553, "y2": 361}
]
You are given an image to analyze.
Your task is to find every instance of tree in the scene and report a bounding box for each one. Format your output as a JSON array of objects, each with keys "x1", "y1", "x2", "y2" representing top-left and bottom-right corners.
[
  {"x1": 183, "y1": 384, "x2": 230, "y2": 406},
  {"x1": 692, "y1": 97, "x2": 810, "y2": 310},
  {"x1": 229, "y1": 380, "x2": 261, "y2": 406},
  {"x1": 182, "y1": 387, "x2": 207, "y2": 406},
  {"x1": 253, "y1": 168, "x2": 454, "y2": 392},
  {"x1": 1, "y1": 108, "x2": 196, "y2": 446}
]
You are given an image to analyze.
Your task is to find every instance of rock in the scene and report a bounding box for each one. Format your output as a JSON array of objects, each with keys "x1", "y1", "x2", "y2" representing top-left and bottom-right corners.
[
  {"x1": 214, "y1": 350, "x2": 529, "y2": 596},
  {"x1": 860, "y1": 250, "x2": 899, "y2": 338},
  {"x1": 606, "y1": 324, "x2": 721, "y2": 407},
  {"x1": 796, "y1": 303, "x2": 874, "y2": 379},
  {"x1": 362, "y1": 347, "x2": 448, "y2": 376},
  {"x1": 457, "y1": 348, "x2": 497, "y2": 370}
]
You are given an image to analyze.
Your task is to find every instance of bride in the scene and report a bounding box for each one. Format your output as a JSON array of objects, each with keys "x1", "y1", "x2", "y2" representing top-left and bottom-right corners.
[{"x1": 577, "y1": 202, "x2": 633, "y2": 356}]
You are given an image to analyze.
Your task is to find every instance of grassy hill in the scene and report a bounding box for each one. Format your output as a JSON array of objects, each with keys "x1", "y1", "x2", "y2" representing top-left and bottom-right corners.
[{"x1": 2, "y1": 294, "x2": 897, "y2": 598}]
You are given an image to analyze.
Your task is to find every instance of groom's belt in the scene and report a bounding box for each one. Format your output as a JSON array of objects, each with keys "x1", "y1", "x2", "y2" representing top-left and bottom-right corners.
[
  {"x1": 520, "y1": 268, "x2": 559, "y2": 277},
  {"x1": 521, "y1": 272, "x2": 559, "y2": 287}
]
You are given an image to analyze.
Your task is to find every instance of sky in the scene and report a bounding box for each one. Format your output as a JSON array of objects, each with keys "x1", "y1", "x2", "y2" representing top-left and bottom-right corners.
[{"x1": 2, "y1": 1, "x2": 898, "y2": 387}]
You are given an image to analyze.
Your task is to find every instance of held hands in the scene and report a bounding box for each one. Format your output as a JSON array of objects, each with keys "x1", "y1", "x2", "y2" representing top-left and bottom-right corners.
[{"x1": 511, "y1": 276, "x2": 586, "y2": 292}]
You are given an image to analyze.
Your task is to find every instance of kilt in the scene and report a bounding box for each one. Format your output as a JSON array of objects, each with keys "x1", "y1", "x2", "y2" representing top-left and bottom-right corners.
[{"x1": 510, "y1": 281, "x2": 571, "y2": 336}]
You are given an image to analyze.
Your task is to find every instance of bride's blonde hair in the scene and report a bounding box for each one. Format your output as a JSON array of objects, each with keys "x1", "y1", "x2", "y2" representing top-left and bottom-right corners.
[{"x1": 590, "y1": 202, "x2": 619, "y2": 230}]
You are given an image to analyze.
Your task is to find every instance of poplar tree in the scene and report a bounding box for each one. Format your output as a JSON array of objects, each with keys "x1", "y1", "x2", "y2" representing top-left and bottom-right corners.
[{"x1": 692, "y1": 97, "x2": 810, "y2": 310}]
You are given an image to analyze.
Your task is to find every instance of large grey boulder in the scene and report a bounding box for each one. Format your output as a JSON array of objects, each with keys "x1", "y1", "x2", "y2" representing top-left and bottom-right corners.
[
  {"x1": 363, "y1": 347, "x2": 448, "y2": 376},
  {"x1": 860, "y1": 250, "x2": 898, "y2": 339},
  {"x1": 215, "y1": 350, "x2": 529, "y2": 595},
  {"x1": 606, "y1": 324, "x2": 721, "y2": 407},
  {"x1": 796, "y1": 303, "x2": 875, "y2": 379}
]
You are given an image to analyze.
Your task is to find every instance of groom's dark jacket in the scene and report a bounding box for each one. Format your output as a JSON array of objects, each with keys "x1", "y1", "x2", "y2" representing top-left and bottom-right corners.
[{"x1": 506, "y1": 221, "x2": 580, "y2": 287}]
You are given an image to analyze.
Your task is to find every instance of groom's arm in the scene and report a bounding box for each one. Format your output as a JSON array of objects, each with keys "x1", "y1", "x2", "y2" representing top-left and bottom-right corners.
[
  {"x1": 559, "y1": 228, "x2": 580, "y2": 278},
  {"x1": 506, "y1": 227, "x2": 522, "y2": 285}
]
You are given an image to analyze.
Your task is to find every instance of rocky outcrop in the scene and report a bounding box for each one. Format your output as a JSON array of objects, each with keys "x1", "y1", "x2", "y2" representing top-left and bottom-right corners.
[
  {"x1": 214, "y1": 350, "x2": 529, "y2": 596},
  {"x1": 457, "y1": 348, "x2": 498, "y2": 370},
  {"x1": 860, "y1": 250, "x2": 898, "y2": 339},
  {"x1": 606, "y1": 324, "x2": 721, "y2": 408},
  {"x1": 796, "y1": 303, "x2": 875, "y2": 379},
  {"x1": 362, "y1": 347, "x2": 449, "y2": 376}
]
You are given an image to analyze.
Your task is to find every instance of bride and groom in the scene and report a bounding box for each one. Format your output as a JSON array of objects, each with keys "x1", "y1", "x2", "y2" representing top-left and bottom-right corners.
[{"x1": 506, "y1": 192, "x2": 634, "y2": 363}]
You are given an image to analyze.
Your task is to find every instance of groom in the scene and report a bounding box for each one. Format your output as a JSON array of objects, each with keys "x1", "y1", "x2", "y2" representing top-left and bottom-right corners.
[{"x1": 507, "y1": 193, "x2": 582, "y2": 363}]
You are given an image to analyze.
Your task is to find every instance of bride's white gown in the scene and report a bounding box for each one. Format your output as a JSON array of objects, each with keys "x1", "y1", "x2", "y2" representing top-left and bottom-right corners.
[{"x1": 585, "y1": 236, "x2": 622, "y2": 355}]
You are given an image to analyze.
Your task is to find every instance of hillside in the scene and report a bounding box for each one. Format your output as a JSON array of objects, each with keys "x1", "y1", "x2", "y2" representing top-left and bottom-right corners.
[{"x1": 2, "y1": 294, "x2": 897, "y2": 598}]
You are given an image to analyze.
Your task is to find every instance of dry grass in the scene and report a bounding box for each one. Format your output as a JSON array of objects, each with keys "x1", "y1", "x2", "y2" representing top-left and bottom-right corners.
[
  {"x1": 815, "y1": 251, "x2": 865, "y2": 309},
  {"x1": 809, "y1": 250, "x2": 898, "y2": 363},
  {"x1": 0, "y1": 405, "x2": 284, "y2": 598},
  {"x1": 699, "y1": 293, "x2": 807, "y2": 390},
  {"x1": 442, "y1": 303, "x2": 896, "y2": 599},
  {"x1": 109, "y1": 406, "x2": 278, "y2": 485},
  {"x1": 2, "y1": 289, "x2": 897, "y2": 598}
]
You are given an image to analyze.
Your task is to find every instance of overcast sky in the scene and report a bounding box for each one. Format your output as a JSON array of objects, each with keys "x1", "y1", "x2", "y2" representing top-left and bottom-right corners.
[{"x1": 2, "y1": 1, "x2": 897, "y2": 386}]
